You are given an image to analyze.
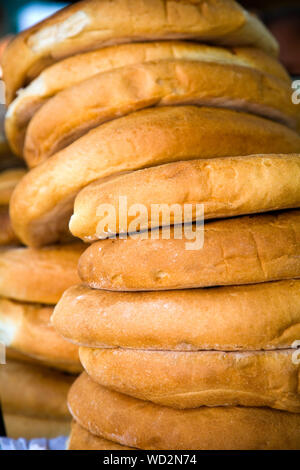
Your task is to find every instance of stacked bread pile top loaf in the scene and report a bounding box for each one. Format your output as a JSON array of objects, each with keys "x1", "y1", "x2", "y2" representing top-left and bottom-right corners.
[{"x1": 2, "y1": 0, "x2": 300, "y2": 449}]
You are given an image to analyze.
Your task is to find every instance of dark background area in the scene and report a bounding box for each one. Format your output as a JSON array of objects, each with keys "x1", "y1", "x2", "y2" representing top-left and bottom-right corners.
[{"x1": 0, "y1": 0, "x2": 299, "y2": 74}]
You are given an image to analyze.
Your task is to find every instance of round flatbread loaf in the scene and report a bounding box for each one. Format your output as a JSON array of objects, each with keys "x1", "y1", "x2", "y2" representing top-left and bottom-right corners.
[
  {"x1": 70, "y1": 154, "x2": 300, "y2": 241},
  {"x1": 79, "y1": 347, "x2": 300, "y2": 412},
  {"x1": 68, "y1": 373, "x2": 300, "y2": 450},
  {"x1": 78, "y1": 210, "x2": 300, "y2": 290},
  {"x1": 52, "y1": 280, "x2": 300, "y2": 351},
  {"x1": 0, "y1": 243, "x2": 84, "y2": 304}
]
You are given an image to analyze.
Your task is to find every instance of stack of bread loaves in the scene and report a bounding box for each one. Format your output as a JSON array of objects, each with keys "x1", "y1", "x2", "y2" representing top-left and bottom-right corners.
[
  {"x1": 0, "y1": 159, "x2": 84, "y2": 439},
  {"x1": 0, "y1": 42, "x2": 85, "y2": 441},
  {"x1": 0, "y1": 359, "x2": 74, "y2": 439},
  {"x1": 2, "y1": 0, "x2": 300, "y2": 449},
  {"x1": 0, "y1": 243, "x2": 85, "y2": 438}
]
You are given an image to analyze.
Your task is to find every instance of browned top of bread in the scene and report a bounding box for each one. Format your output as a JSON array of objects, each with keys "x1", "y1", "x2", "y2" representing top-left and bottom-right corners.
[
  {"x1": 24, "y1": 59, "x2": 297, "y2": 167},
  {"x1": 70, "y1": 155, "x2": 300, "y2": 241},
  {"x1": 52, "y1": 280, "x2": 300, "y2": 351},
  {"x1": 6, "y1": 42, "x2": 288, "y2": 158},
  {"x1": 0, "y1": 359, "x2": 74, "y2": 419},
  {"x1": 68, "y1": 373, "x2": 300, "y2": 450},
  {"x1": 10, "y1": 107, "x2": 300, "y2": 247},
  {"x1": 78, "y1": 210, "x2": 300, "y2": 291},
  {"x1": 2, "y1": 0, "x2": 278, "y2": 104},
  {"x1": 0, "y1": 243, "x2": 85, "y2": 304},
  {"x1": 0, "y1": 297, "x2": 81, "y2": 373}
]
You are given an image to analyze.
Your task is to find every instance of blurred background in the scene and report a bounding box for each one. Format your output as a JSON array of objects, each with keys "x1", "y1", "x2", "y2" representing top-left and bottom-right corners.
[{"x1": 0, "y1": 0, "x2": 299, "y2": 75}]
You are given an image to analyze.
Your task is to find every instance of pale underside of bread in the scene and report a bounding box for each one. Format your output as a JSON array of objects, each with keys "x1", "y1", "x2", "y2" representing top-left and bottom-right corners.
[
  {"x1": 2, "y1": 0, "x2": 278, "y2": 104},
  {"x1": 68, "y1": 373, "x2": 300, "y2": 450},
  {"x1": 0, "y1": 297, "x2": 80, "y2": 372},
  {"x1": 70, "y1": 155, "x2": 300, "y2": 241},
  {"x1": 0, "y1": 243, "x2": 84, "y2": 303},
  {"x1": 23, "y1": 60, "x2": 297, "y2": 167},
  {"x1": 0, "y1": 359, "x2": 74, "y2": 419},
  {"x1": 79, "y1": 347, "x2": 300, "y2": 412},
  {"x1": 51, "y1": 280, "x2": 300, "y2": 351},
  {"x1": 68, "y1": 421, "x2": 135, "y2": 450},
  {"x1": 78, "y1": 210, "x2": 300, "y2": 291},
  {"x1": 6, "y1": 42, "x2": 288, "y2": 157},
  {"x1": 10, "y1": 107, "x2": 300, "y2": 247}
]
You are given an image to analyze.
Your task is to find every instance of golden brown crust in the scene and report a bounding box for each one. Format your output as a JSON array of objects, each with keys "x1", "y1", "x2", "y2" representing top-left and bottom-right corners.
[
  {"x1": 5, "y1": 42, "x2": 289, "y2": 157},
  {"x1": 0, "y1": 168, "x2": 26, "y2": 205},
  {"x1": 25, "y1": 60, "x2": 297, "y2": 166},
  {"x1": 79, "y1": 210, "x2": 300, "y2": 291},
  {"x1": 68, "y1": 421, "x2": 135, "y2": 450},
  {"x1": 0, "y1": 243, "x2": 84, "y2": 304},
  {"x1": 52, "y1": 280, "x2": 300, "y2": 351},
  {"x1": 79, "y1": 347, "x2": 300, "y2": 412},
  {"x1": 68, "y1": 374, "x2": 300, "y2": 450},
  {"x1": 70, "y1": 155, "x2": 300, "y2": 241},
  {"x1": 10, "y1": 107, "x2": 300, "y2": 247},
  {"x1": 0, "y1": 359, "x2": 74, "y2": 419},
  {"x1": 2, "y1": 0, "x2": 278, "y2": 104},
  {"x1": 0, "y1": 297, "x2": 81, "y2": 373}
]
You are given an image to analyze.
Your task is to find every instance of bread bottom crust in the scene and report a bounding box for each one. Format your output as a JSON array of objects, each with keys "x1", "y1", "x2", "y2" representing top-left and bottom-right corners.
[
  {"x1": 79, "y1": 347, "x2": 300, "y2": 412},
  {"x1": 68, "y1": 374, "x2": 300, "y2": 450}
]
